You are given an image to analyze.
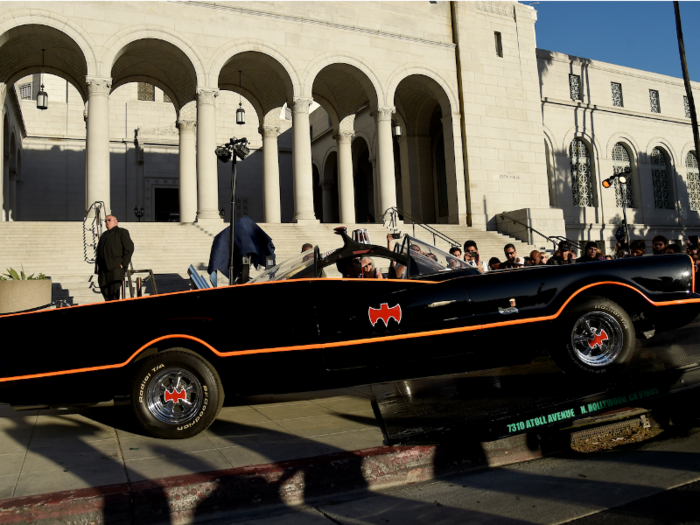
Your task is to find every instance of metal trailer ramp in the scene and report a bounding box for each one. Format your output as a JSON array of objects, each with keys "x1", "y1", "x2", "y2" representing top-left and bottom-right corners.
[{"x1": 372, "y1": 315, "x2": 700, "y2": 445}]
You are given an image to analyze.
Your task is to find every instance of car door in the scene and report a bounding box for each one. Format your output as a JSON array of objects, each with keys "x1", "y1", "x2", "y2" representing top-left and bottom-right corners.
[{"x1": 315, "y1": 277, "x2": 477, "y2": 370}]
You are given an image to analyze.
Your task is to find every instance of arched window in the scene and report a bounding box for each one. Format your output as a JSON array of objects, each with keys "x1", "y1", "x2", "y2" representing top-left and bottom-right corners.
[
  {"x1": 570, "y1": 138, "x2": 594, "y2": 207},
  {"x1": 686, "y1": 151, "x2": 700, "y2": 212},
  {"x1": 612, "y1": 143, "x2": 634, "y2": 208},
  {"x1": 651, "y1": 148, "x2": 672, "y2": 209}
]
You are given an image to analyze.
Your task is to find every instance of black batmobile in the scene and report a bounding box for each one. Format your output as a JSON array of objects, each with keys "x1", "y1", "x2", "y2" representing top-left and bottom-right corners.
[{"x1": 0, "y1": 228, "x2": 698, "y2": 438}]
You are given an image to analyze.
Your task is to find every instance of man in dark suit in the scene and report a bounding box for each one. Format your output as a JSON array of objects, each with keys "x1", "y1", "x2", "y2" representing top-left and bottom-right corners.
[{"x1": 95, "y1": 215, "x2": 134, "y2": 301}]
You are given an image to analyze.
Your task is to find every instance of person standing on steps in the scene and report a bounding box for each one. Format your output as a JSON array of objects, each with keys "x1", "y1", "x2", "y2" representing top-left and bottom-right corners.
[{"x1": 95, "y1": 215, "x2": 134, "y2": 301}]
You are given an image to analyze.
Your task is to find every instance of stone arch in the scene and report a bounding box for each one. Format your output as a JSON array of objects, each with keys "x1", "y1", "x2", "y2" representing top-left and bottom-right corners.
[
  {"x1": 102, "y1": 26, "x2": 205, "y2": 85},
  {"x1": 322, "y1": 146, "x2": 339, "y2": 181},
  {"x1": 680, "y1": 141, "x2": 697, "y2": 165},
  {"x1": 644, "y1": 137, "x2": 677, "y2": 168},
  {"x1": 0, "y1": 10, "x2": 98, "y2": 77},
  {"x1": 0, "y1": 20, "x2": 93, "y2": 101},
  {"x1": 210, "y1": 42, "x2": 298, "y2": 102},
  {"x1": 561, "y1": 128, "x2": 603, "y2": 161},
  {"x1": 216, "y1": 84, "x2": 265, "y2": 125},
  {"x1": 386, "y1": 65, "x2": 458, "y2": 115},
  {"x1": 353, "y1": 130, "x2": 374, "y2": 159},
  {"x1": 111, "y1": 74, "x2": 180, "y2": 111},
  {"x1": 392, "y1": 71, "x2": 458, "y2": 222},
  {"x1": 105, "y1": 31, "x2": 201, "y2": 111},
  {"x1": 303, "y1": 53, "x2": 383, "y2": 109},
  {"x1": 605, "y1": 132, "x2": 640, "y2": 160}
]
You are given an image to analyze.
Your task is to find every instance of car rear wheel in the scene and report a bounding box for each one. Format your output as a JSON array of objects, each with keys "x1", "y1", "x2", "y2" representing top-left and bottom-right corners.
[
  {"x1": 554, "y1": 297, "x2": 636, "y2": 376},
  {"x1": 131, "y1": 348, "x2": 224, "y2": 439}
]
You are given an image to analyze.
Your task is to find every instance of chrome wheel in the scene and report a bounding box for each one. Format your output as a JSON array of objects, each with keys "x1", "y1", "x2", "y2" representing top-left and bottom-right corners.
[
  {"x1": 571, "y1": 311, "x2": 624, "y2": 367},
  {"x1": 145, "y1": 367, "x2": 204, "y2": 425}
]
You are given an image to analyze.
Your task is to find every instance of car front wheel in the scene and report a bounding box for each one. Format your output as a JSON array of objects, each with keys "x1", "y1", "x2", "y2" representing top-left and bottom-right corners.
[
  {"x1": 131, "y1": 348, "x2": 224, "y2": 439},
  {"x1": 554, "y1": 297, "x2": 636, "y2": 376}
]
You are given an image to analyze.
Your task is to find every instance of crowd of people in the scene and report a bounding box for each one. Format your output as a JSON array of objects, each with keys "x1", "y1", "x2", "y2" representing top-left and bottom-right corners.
[
  {"x1": 306, "y1": 232, "x2": 699, "y2": 280},
  {"x1": 472, "y1": 233, "x2": 699, "y2": 275}
]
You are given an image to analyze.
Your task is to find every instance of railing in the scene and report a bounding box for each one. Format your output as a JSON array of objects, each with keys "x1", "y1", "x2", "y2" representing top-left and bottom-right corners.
[
  {"x1": 382, "y1": 207, "x2": 461, "y2": 250},
  {"x1": 83, "y1": 201, "x2": 106, "y2": 264},
  {"x1": 498, "y1": 212, "x2": 582, "y2": 252},
  {"x1": 123, "y1": 263, "x2": 159, "y2": 299}
]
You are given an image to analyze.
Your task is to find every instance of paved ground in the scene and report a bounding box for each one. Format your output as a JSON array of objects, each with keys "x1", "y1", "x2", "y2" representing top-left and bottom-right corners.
[
  {"x1": 0, "y1": 386, "x2": 383, "y2": 500},
  {"x1": 206, "y1": 426, "x2": 700, "y2": 525}
]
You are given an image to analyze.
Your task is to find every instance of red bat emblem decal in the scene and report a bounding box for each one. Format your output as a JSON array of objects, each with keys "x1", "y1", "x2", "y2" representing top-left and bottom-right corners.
[
  {"x1": 587, "y1": 329, "x2": 609, "y2": 350},
  {"x1": 164, "y1": 387, "x2": 187, "y2": 404},
  {"x1": 369, "y1": 303, "x2": 402, "y2": 327}
]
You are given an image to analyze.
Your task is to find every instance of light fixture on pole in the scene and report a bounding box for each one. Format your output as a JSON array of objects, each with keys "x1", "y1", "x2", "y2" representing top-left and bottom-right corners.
[
  {"x1": 215, "y1": 136, "x2": 250, "y2": 283},
  {"x1": 37, "y1": 49, "x2": 48, "y2": 110},
  {"x1": 236, "y1": 70, "x2": 245, "y2": 125},
  {"x1": 602, "y1": 166, "x2": 631, "y2": 249}
]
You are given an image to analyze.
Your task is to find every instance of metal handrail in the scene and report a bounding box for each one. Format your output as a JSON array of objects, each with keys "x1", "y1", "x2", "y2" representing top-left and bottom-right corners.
[
  {"x1": 82, "y1": 201, "x2": 106, "y2": 263},
  {"x1": 498, "y1": 212, "x2": 582, "y2": 252},
  {"x1": 123, "y1": 262, "x2": 158, "y2": 298},
  {"x1": 382, "y1": 207, "x2": 461, "y2": 249}
]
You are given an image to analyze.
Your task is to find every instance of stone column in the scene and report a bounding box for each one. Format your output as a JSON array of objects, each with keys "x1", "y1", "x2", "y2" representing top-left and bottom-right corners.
[
  {"x1": 261, "y1": 125, "x2": 281, "y2": 223},
  {"x1": 177, "y1": 119, "x2": 197, "y2": 223},
  {"x1": 291, "y1": 97, "x2": 317, "y2": 223},
  {"x1": 336, "y1": 131, "x2": 356, "y2": 223},
  {"x1": 195, "y1": 88, "x2": 222, "y2": 222},
  {"x1": 83, "y1": 108, "x2": 89, "y2": 212},
  {"x1": 85, "y1": 77, "x2": 112, "y2": 215},
  {"x1": 375, "y1": 106, "x2": 398, "y2": 217},
  {"x1": 0, "y1": 96, "x2": 5, "y2": 222},
  {"x1": 441, "y1": 114, "x2": 466, "y2": 224}
]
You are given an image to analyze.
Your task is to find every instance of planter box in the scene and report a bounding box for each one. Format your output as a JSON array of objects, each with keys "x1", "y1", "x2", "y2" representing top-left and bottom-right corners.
[{"x1": 0, "y1": 279, "x2": 52, "y2": 315}]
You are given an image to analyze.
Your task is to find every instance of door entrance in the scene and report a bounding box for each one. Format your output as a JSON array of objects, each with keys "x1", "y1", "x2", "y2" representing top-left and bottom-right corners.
[{"x1": 154, "y1": 188, "x2": 179, "y2": 222}]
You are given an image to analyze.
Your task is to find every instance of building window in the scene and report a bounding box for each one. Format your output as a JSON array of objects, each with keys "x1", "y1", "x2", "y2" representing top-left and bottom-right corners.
[
  {"x1": 651, "y1": 147, "x2": 672, "y2": 209},
  {"x1": 494, "y1": 32, "x2": 503, "y2": 57},
  {"x1": 611, "y1": 82, "x2": 623, "y2": 108},
  {"x1": 137, "y1": 82, "x2": 155, "y2": 102},
  {"x1": 687, "y1": 151, "x2": 700, "y2": 211},
  {"x1": 19, "y1": 83, "x2": 32, "y2": 100},
  {"x1": 569, "y1": 74, "x2": 581, "y2": 101},
  {"x1": 649, "y1": 89, "x2": 660, "y2": 113},
  {"x1": 684, "y1": 96, "x2": 691, "y2": 118},
  {"x1": 612, "y1": 143, "x2": 634, "y2": 208},
  {"x1": 163, "y1": 92, "x2": 171, "y2": 103},
  {"x1": 570, "y1": 138, "x2": 594, "y2": 207}
]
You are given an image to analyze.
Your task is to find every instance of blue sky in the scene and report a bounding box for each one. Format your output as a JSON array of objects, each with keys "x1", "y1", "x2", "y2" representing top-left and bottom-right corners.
[{"x1": 532, "y1": 1, "x2": 700, "y2": 82}]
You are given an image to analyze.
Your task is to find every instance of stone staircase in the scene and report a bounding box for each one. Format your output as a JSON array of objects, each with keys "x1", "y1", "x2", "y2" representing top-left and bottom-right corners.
[{"x1": 0, "y1": 221, "x2": 540, "y2": 305}]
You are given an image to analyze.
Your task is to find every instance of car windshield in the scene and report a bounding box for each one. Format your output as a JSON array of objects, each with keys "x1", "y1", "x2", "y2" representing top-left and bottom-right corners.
[
  {"x1": 405, "y1": 237, "x2": 468, "y2": 276},
  {"x1": 250, "y1": 248, "x2": 316, "y2": 283}
]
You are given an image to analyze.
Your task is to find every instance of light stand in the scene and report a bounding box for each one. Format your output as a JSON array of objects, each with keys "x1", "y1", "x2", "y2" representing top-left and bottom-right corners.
[
  {"x1": 602, "y1": 166, "x2": 631, "y2": 250},
  {"x1": 215, "y1": 137, "x2": 250, "y2": 283}
]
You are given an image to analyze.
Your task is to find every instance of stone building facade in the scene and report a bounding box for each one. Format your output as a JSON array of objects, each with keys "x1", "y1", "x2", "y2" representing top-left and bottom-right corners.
[{"x1": 1, "y1": 1, "x2": 698, "y2": 249}]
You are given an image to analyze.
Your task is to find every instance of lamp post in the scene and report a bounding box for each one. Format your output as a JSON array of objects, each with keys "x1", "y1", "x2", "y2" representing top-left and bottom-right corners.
[
  {"x1": 133, "y1": 206, "x2": 144, "y2": 222},
  {"x1": 236, "y1": 71, "x2": 245, "y2": 126},
  {"x1": 602, "y1": 166, "x2": 631, "y2": 250},
  {"x1": 215, "y1": 137, "x2": 250, "y2": 283},
  {"x1": 37, "y1": 49, "x2": 48, "y2": 110}
]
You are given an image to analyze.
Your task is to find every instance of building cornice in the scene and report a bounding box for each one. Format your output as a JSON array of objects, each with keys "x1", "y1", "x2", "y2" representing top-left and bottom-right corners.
[
  {"x1": 177, "y1": 1, "x2": 456, "y2": 50},
  {"x1": 542, "y1": 96, "x2": 699, "y2": 127},
  {"x1": 537, "y1": 49, "x2": 700, "y2": 90}
]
